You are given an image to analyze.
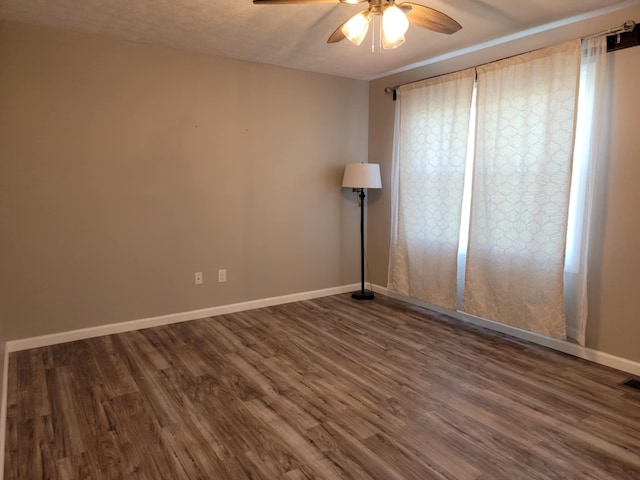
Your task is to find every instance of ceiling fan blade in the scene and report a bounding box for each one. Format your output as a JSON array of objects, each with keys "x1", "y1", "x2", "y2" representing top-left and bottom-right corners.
[
  {"x1": 253, "y1": 0, "x2": 340, "y2": 4},
  {"x1": 327, "y1": 9, "x2": 369, "y2": 44},
  {"x1": 398, "y1": 2, "x2": 462, "y2": 34},
  {"x1": 327, "y1": 19, "x2": 348, "y2": 43}
]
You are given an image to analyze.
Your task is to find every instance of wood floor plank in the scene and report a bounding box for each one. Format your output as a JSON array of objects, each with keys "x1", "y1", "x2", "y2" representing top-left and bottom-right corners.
[
  {"x1": 12, "y1": 351, "x2": 35, "y2": 422},
  {"x1": 83, "y1": 336, "x2": 140, "y2": 398},
  {"x1": 160, "y1": 420, "x2": 230, "y2": 479},
  {"x1": 320, "y1": 421, "x2": 407, "y2": 480},
  {"x1": 304, "y1": 424, "x2": 378, "y2": 480},
  {"x1": 45, "y1": 367, "x2": 88, "y2": 458},
  {"x1": 102, "y1": 392, "x2": 188, "y2": 479},
  {"x1": 363, "y1": 432, "x2": 459, "y2": 480},
  {"x1": 140, "y1": 325, "x2": 211, "y2": 378},
  {"x1": 5, "y1": 293, "x2": 640, "y2": 479},
  {"x1": 244, "y1": 398, "x2": 346, "y2": 479}
]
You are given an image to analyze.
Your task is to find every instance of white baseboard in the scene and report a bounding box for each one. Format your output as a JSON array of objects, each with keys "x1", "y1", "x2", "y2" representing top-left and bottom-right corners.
[
  {"x1": 6, "y1": 284, "x2": 360, "y2": 353},
  {"x1": 6, "y1": 281, "x2": 639, "y2": 374},
  {"x1": 375, "y1": 284, "x2": 640, "y2": 377}
]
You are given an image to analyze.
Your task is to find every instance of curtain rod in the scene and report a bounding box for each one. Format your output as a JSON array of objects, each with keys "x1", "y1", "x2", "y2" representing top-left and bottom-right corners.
[
  {"x1": 384, "y1": 19, "x2": 637, "y2": 99},
  {"x1": 583, "y1": 19, "x2": 635, "y2": 40}
]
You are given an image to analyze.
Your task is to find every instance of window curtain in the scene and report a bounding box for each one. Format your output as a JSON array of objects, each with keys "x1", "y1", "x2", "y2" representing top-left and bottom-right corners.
[
  {"x1": 564, "y1": 35, "x2": 610, "y2": 345},
  {"x1": 388, "y1": 69, "x2": 475, "y2": 310},
  {"x1": 462, "y1": 41, "x2": 581, "y2": 339}
]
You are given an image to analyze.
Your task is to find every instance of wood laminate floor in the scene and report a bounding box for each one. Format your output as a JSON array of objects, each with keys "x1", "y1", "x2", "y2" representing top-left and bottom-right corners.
[{"x1": 5, "y1": 294, "x2": 640, "y2": 479}]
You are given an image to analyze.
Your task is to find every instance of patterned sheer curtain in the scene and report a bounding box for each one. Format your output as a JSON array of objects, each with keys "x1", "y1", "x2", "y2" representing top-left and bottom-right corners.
[
  {"x1": 462, "y1": 41, "x2": 581, "y2": 339},
  {"x1": 388, "y1": 69, "x2": 475, "y2": 310}
]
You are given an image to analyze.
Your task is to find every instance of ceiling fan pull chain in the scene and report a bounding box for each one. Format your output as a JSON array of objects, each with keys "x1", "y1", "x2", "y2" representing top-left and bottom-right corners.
[
  {"x1": 372, "y1": 14, "x2": 376, "y2": 52},
  {"x1": 378, "y1": 13, "x2": 382, "y2": 53}
]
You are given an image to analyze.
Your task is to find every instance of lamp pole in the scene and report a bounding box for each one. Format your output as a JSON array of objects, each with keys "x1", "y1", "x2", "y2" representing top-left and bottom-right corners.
[{"x1": 352, "y1": 188, "x2": 374, "y2": 300}]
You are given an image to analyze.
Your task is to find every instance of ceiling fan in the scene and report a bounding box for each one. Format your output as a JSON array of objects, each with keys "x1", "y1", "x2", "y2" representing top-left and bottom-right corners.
[{"x1": 253, "y1": 0, "x2": 462, "y2": 50}]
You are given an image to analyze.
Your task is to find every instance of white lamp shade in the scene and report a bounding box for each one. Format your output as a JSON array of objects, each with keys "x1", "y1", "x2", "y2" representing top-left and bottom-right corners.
[{"x1": 342, "y1": 163, "x2": 382, "y2": 189}]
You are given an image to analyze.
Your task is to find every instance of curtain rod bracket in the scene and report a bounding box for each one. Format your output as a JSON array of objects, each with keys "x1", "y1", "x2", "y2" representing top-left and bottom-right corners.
[{"x1": 384, "y1": 86, "x2": 397, "y2": 101}]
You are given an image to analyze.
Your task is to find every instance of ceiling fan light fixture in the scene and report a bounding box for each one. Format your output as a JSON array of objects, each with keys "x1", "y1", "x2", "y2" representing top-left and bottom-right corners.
[
  {"x1": 259, "y1": 0, "x2": 462, "y2": 51},
  {"x1": 382, "y1": 31, "x2": 405, "y2": 49},
  {"x1": 382, "y1": 4, "x2": 409, "y2": 38},
  {"x1": 342, "y1": 11, "x2": 371, "y2": 46},
  {"x1": 380, "y1": 4, "x2": 408, "y2": 49}
]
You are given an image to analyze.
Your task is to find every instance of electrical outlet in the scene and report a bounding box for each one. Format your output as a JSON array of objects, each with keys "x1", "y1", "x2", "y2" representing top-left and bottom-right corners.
[
  {"x1": 194, "y1": 272, "x2": 203, "y2": 285},
  {"x1": 218, "y1": 269, "x2": 227, "y2": 283}
]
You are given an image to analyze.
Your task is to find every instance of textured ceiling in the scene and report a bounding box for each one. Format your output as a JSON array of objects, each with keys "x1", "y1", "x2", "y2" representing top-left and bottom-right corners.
[{"x1": 0, "y1": 0, "x2": 638, "y2": 80}]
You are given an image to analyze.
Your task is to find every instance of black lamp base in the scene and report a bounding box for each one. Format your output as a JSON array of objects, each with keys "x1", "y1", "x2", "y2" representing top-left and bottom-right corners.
[{"x1": 351, "y1": 290, "x2": 375, "y2": 301}]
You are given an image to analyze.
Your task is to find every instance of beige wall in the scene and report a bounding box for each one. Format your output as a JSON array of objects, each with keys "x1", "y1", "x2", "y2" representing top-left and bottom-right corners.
[
  {"x1": 0, "y1": 21, "x2": 369, "y2": 340},
  {"x1": 587, "y1": 44, "x2": 640, "y2": 361},
  {"x1": 368, "y1": 4, "x2": 640, "y2": 363}
]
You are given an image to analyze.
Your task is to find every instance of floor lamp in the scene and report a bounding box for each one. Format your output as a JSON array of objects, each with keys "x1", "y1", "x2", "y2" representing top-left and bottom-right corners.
[{"x1": 342, "y1": 163, "x2": 382, "y2": 300}]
